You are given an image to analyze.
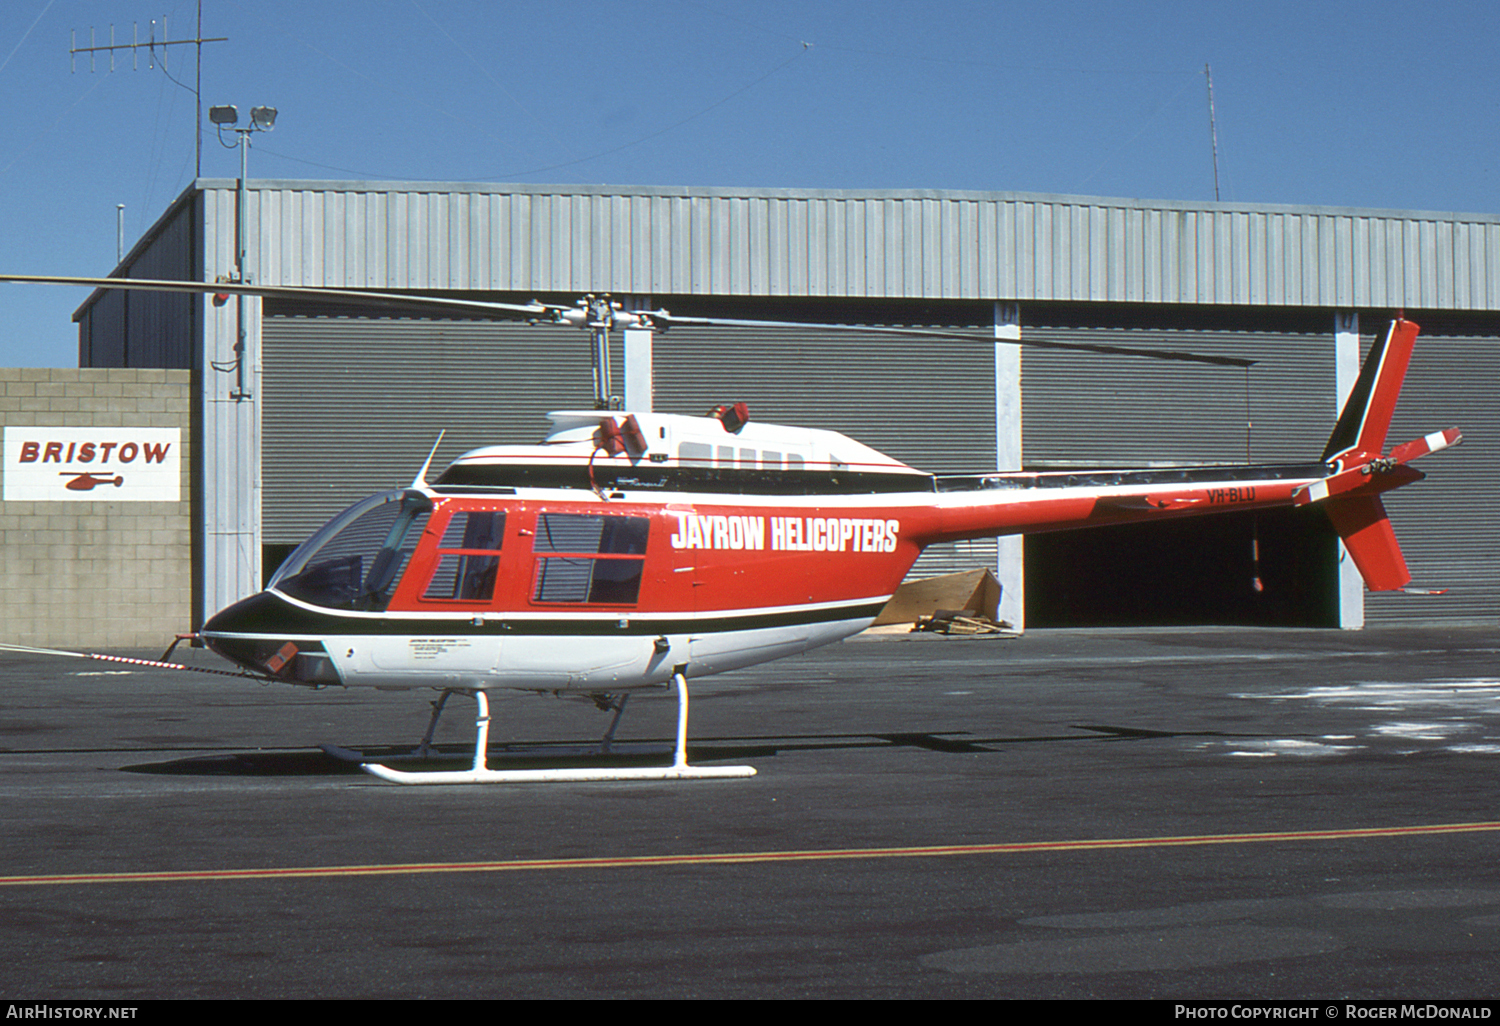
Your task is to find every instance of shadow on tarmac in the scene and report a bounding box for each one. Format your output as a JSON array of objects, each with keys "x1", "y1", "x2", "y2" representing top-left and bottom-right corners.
[{"x1": 112, "y1": 724, "x2": 1262, "y2": 777}]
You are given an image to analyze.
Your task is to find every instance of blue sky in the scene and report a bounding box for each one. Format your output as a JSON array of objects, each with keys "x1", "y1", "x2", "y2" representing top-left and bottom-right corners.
[{"x1": 2, "y1": 0, "x2": 1497, "y2": 367}]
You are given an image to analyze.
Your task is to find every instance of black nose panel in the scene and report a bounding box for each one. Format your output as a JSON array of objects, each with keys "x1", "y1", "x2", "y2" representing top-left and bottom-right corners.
[{"x1": 202, "y1": 592, "x2": 341, "y2": 684}]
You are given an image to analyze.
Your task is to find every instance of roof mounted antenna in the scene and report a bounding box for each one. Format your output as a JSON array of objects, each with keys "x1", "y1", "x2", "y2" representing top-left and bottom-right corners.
[
  {"x1": 70, "y1": 3, "x2": 229, "y2": 179},
  {"x1": 411, "y1": 430, "x2": 446, "y2": 488},
  {"x1": 1205, "y1": 63, "x2": 1222, "y2": 202}
]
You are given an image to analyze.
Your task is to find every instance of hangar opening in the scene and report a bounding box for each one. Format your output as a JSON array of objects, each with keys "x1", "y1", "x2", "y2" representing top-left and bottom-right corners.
[{"x1": 1026, "y1": 508, "x2": 1340, "y2": 628}]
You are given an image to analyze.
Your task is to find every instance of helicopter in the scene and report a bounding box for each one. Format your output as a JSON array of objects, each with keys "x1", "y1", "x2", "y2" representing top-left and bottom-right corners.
[{"x1": 0, "y1": 277, "x2": 1462, "y2": 784}]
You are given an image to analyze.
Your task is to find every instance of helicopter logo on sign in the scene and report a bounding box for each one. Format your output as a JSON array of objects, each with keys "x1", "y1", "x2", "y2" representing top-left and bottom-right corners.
[{"x1": 61, "y1": 471, "x2": 125, "y2": 491}]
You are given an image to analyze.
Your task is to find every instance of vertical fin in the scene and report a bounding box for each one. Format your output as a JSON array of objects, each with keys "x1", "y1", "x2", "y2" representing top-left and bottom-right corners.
[{"x1": 1322, "y1": 318, "x2": 1419, "y2": 463}]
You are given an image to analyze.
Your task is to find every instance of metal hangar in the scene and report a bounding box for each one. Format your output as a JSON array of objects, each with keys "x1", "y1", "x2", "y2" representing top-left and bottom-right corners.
[{"x1": 74, "y1": 180, "x2": 1500, "y2": 632}]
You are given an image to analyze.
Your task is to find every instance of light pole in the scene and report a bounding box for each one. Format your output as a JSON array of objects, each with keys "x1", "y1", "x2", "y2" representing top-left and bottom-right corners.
[{"x1": 209, "y1": 104, "x2": 276, "y2": 401}]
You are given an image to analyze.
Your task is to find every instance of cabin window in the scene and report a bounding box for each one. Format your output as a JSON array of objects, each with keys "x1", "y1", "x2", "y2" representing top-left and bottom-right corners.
[
  {"x1": 678, "y1": 441, "x2": 712, "y2": 467},
  {"x1": 762, "y1": 451, "x2": 781, "y2": 469},
  {"x1": 531, "y1": 513, "x2": 649, "y2": 604},
  {"x1": 421, "y1": 511, "x2": 507, "y2": 601},
  {"x1": 270, "y1": 489, "x2": 432, "y2": 611}
]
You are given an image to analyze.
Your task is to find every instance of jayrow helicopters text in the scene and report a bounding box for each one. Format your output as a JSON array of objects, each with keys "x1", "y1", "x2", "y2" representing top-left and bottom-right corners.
[{"x1": 669, "y1": 513, "x2": 900, "y2": 553}]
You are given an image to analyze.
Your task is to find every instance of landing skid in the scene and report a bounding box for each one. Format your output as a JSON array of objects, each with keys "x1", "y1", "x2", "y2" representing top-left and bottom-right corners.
[{"x1": 360, "y1": 671, "x2": 757, "y2": 784}]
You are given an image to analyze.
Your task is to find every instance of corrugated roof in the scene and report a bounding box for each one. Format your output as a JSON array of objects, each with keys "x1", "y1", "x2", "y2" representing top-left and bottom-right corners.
[
  {"x1": 200, "y1": 180, "x2": 1500, "y2": 312},
  {"x1": 82, "y1": 179, "x2": 1500, "y2": 315}
]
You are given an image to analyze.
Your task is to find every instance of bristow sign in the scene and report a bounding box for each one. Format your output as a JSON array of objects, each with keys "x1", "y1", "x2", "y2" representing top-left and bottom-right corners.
[{"x1": 2, "y1": 428, "x2": 181, "y2": 502}]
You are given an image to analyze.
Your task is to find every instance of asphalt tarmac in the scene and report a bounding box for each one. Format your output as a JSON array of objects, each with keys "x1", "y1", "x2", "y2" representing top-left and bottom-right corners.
[{"x1": 2, "y1": 626, "x2": 1499, "y2": 1000}]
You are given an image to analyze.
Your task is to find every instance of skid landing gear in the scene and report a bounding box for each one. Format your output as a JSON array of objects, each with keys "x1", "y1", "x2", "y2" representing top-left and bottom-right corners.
[{"x1": 360, "y1": 671, "x2": 757, "y2": 784}]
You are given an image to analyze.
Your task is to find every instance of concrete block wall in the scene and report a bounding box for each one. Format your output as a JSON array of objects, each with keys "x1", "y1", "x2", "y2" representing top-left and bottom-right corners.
[{"x1": 0, "y1": 368, "x2": 192, "y2": 648}]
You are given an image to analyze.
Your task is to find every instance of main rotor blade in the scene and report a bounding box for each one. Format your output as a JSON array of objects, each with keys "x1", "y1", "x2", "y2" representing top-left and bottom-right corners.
[
  {"x1": 648, "y1": 313, "x2": 1256, "y2": 368},
  {"x1": 3, "y1": 275, "x2": 1253, "y2": 367},
  {"x1": 0, "y1": 274, "x2": 553, "y2": 320}
]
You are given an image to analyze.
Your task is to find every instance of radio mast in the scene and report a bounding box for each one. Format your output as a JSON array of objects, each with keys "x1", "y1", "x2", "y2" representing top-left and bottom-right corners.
[
  {"x1": 1205, "y1": 63, "x2": 1222, "y2": 202},
  {"x1": 70, "y1": 1, "x2": 228, "y2": 178}
]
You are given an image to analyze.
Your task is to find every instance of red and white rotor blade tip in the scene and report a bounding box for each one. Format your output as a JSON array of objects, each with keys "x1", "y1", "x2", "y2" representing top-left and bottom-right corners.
[{"x1": 1388, "y1": 427, "x2": 1463, "y2": 465}]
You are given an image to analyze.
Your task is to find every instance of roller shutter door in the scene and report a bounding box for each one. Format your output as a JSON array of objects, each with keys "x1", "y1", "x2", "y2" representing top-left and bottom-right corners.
[
  {"x1": 1023, "y1": 325, "x2": 1335, "y2": 466},
  {"x1": 1366, "y1": 329, "x2": 1500, "y2": 625}
]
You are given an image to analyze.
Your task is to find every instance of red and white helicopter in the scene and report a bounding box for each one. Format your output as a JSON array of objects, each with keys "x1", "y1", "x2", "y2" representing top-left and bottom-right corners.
[{"x1": 0, "y1": 277, "x2": 1463, "y2": 784}]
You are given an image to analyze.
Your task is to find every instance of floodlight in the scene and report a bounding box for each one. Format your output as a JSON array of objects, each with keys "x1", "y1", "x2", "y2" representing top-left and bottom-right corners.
[
  {"x1": 249, "y1": 107, "x2": 278, "y2": 131},
  {"x1": 209, "y1": 105, "x2": 238, "y2": 126}
]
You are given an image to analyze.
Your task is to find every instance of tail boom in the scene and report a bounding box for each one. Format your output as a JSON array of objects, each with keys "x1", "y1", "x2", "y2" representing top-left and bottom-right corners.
[{"x1": 915, "y1": 319, "x2": 1455, "y2": 594}]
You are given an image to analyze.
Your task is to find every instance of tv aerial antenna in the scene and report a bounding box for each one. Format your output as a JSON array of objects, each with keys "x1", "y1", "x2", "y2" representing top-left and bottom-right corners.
[{"x1": 69, "y1": 1, "x2": 229, "y2": 178}]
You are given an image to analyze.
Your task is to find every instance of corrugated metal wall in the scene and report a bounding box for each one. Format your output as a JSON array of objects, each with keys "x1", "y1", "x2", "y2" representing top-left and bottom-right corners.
[
  {"x1": 215, "y1": 181, "x2": 1500, "y2": 311},
  {"x1": 653, "y1": 325, "x2": 994, "y2": 472},
  {"x1": 1022, "y1": 325, "x2": 1335, "y2": 466},
  {"x1": 1365, "y1": 327, "x2": 1500, "y2": 625},
  {"x1": 77, "y1": 190, "x2": 199, "y2": 369}
]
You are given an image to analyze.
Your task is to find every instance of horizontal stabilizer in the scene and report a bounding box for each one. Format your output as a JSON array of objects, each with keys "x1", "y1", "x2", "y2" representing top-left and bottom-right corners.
[
  {"x1": 1324, "y1": 495, "x2": 1410, "y2": 592},
  {"x1": 1388, "y1": 427, "x2": 1463, "y2": 464},
  {"x1": 1294, "y1": 463, "x2": 1423, "y2": 506},
  {"x1": 1296, "y1": 428, "x2": 1460, "y2": 508}
]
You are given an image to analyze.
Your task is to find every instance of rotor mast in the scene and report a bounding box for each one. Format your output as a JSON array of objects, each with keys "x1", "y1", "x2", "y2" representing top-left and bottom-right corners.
[
  {"x1": 555, "y1": 294, "x2": 642, "y2": 410},
  {"x1": 586, "y1": 295, "x2": 619, "y2": 410}
]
